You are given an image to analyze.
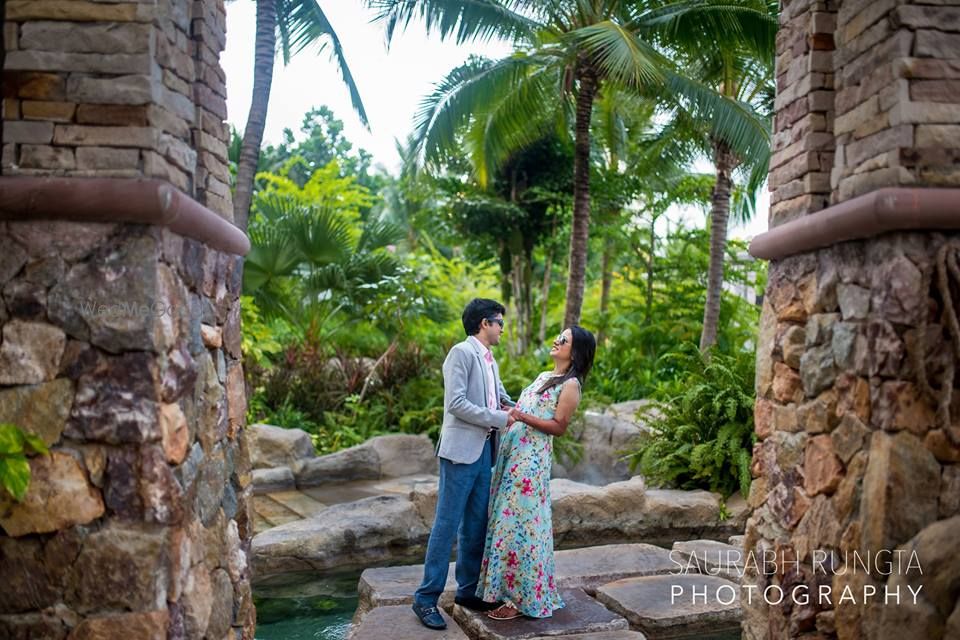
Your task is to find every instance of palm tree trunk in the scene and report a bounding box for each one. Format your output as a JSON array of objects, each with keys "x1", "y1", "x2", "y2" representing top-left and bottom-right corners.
[
  {"x1": 563, "y1": 69, "x2": 598, "y2": 329},
  {"x1": 699, "y1": 140, "x2": 736, "y2": 352},
  {"x1": 645, "y1": 214, "x2": 656, "y2": 325},
  {"x1": 233, "y1": 0, "x2": 277, "y2": 231},
  {"x1": 597, "y1": 232, "x2": 614, "y2": 344}
]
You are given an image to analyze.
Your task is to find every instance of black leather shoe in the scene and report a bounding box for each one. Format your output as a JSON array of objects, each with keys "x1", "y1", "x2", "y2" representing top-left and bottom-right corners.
[
  {"x1": 412, "y1": 603, "x2": 447, "y2": 630},
  {"x1": 454, "y1": 595, "x2": 504, "y2": 612}
]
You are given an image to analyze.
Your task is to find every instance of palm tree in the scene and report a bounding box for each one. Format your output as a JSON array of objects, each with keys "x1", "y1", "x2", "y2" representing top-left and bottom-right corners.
[
  {"x1": 660, "y1": 3, "x2": 776, "y2": 352},
  {"x1": 234, "y1": 0, "x2": 368, "y2": 231},
  {"x1": 367, "y1": 0, "x2": 775, "y2": 328}
]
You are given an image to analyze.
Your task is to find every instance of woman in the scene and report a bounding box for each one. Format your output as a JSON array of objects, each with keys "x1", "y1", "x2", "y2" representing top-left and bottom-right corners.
[{"x1": 476, "y1": 326, "x2": 597, "y2": 620}]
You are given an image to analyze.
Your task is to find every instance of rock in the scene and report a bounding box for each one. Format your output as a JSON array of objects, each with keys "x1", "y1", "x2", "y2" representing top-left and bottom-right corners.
[
  {"x1": 797, "y1": 390, "x2": 838, "y2": 434},
  {"x1": 799, "y1": 344, "x2": 836, "y2": 398},
  {"x1": 871, "y1": 255, "x2": 924, "y2": 326},
  {"x1": 570, "y1": 401, "x2": 653, "y2": 483},
  {"x1": 877, "y1": 516, "x2": 960, "y2": 636},
  {"x1": 369, "y1": 434, "x2": 438, "y2": 478},
  {"x1": 68, "y1": 526, "x2": 168, "y2": 614},
  {"x1": 803, "y1": 434, "x2": 844, "y2": 495},
  {"x1": 596, "y1": 575, "x2": 741, "y2": 638},
  {"x1": 0, "y1": 239, "x2": 28, "y2": 285},
  {"x1": 196, "y1": 444, "x2": 228, "y2": 526},
  {"x1": 409, "y1": 477, "x2": 439, "y2": 524},
  {"x1": 356, "y1": 562, "x2": 456, "y2": 616},
  {"x1": 251, "y1": 495, "x2": 430, "y2": 578},
  {"x1": 48, "y1": 234, "x2": 164, "y2": 353},
  {"x1": 7, "y1": 221, "x2": 116, "y2": 262},
  {"x1": 350, "y1": 605, "x2": 467, "y2": 640},
  {"x1": 67, "y1": 610, "x2": 168, "y2": 640},
  {"x1": 0, "y1": 378, "x2": 74, "y2": 447},
  {"x1": 555, "y1": 544, "x2": 677, "y2": 594},
  {"x1": 294, "y1": 442, "x2": 380, "y2": 485},
  {"x1": 793, "y1": 495, "x2": 842, "y2": 561},
  {"x1": 0, "y1": 530, "x2": 82, "y2": 612},
  {"x1": 860, "y1": 431, "x2": 940, "y2": 552},
  {"x1": 200, "y1": 324, "x2": 222, "y2": 348},
  {"x1": 65, "y1": 351, "x2": 160, "y2": 444},
  {"x1": 205, "y1": 569, "x2": 233, "y2": 639},
  {"x1": 773, "y1": 362, "x2": 804, "y2": 403},
  {"x1": 181, "y1": 565, "x2": 213, "y2": 638},
  {"x1": 0, "y1": 452, "x2": 104, "y2": 537},
  {"x1": 831, "y1": 414, "x2": 870, "y2": 464},
  {"x1": 160, "y1": 402, "x2": 189, "y2": 464},
  {"x1": 249, "y1": 423, "x2": 316, "y2": 470},
  {"x1": 756, "y1": 298, "x2": 777, "y2": 397},
  {"x1": 452, "y1": 589, "x2": 628, "y2": 640},
  {"x1": 780, "y1": 325, "x2": 806, "y2": 369},
  {"x1": 940, "y1": 466, "x2": 960, "y2": 518},
  {"x1": 252, "y1": 467, "x2": 296, "y2": 494},
  {"x1": 225, "y1": 360, "x2": 245, "y2": 437},
  {"x1": 0, "y1": 320, "x2": 66, "y2": 385},
  {"x1": 837, "y1": 283, "x2": 870, "y2": 320}
]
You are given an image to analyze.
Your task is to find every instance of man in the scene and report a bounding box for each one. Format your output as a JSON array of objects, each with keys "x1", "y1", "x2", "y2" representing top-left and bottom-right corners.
[{"x1": 412, "y1": 298, "x2": 515, "y2": 630}]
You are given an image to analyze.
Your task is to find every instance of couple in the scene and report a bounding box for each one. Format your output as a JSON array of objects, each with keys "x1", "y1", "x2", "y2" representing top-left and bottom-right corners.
[{"x1": 412, "y1": 298, "x2": 596, "y2": 629}]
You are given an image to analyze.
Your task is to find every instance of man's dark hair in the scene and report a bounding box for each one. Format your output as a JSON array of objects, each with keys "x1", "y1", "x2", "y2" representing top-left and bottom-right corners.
[{"x1": 461, "y1": 298, "x2": 506, "y2": 336}]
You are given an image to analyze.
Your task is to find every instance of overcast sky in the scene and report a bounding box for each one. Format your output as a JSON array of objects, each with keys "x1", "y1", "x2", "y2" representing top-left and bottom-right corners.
[{"x1": 220, "y1": 1, "x2": 767, "y2": 239}]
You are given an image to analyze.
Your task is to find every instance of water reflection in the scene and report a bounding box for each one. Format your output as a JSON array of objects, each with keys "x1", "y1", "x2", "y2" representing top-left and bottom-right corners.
[{"x1": 254, "y1": 571, "x2": 359, "y2": 640}]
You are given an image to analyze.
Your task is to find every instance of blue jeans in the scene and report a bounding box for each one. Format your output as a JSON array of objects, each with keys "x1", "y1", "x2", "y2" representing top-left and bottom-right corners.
[{"x1": 414, "y1": 438, "x2": 494, "y2": 608}]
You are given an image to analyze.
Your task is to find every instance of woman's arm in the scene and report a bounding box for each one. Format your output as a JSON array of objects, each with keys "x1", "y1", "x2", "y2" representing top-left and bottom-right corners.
[{"x1": 510, "y1": 381, "x2": 580, "y2": 437}]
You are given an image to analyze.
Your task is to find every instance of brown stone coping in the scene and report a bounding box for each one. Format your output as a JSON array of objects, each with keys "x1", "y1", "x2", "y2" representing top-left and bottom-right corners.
[
  {"x1": 0, "y1": 176, "x2": 250, "y2": 256},
  {"x1": 749, "y1": 187, "x2": 960, "y2": 260}
]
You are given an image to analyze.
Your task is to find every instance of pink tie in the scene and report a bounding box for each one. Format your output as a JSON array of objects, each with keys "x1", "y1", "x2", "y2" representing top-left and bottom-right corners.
[{"x1": 484, "y1": 351, "x2": 493, "y2": 364}]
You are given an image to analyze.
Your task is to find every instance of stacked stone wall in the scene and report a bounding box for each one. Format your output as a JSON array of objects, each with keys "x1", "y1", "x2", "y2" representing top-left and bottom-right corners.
[
  {"x1": 0, "y1": 221, "x2": 253, "y2": 638},
  {"x1": 769, "y1": 0, "x2": 838, "y2": 227},
  {"x1": 832, "y1": 0, "x2": 960, "y2": 200},
  {"x1": 2, "y1": 0, "x2": 233, "y2": 219},
  {"x1": 745, "y1": 235, "x2": 960, "y2": 639}
]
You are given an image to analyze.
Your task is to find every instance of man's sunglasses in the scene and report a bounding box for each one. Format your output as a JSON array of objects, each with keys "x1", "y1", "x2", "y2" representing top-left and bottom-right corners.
[{"x1": 486, "y1": 317, "x2": 504, "y2": 328}]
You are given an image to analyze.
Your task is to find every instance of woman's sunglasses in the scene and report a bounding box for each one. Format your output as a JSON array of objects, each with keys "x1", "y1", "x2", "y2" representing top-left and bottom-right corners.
[{"x1": 554, "y1": 334, "x2": 569, "y2": 346}]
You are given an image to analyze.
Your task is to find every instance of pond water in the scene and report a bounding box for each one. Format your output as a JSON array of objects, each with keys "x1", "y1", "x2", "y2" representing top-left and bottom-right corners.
[{"x1": 254, "y1": 571, "x2": 360, "y2": 640}]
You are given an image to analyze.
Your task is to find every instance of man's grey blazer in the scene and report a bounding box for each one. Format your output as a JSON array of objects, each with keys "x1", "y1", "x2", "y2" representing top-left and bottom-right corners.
[{"x1": 436, "y1": 338, "x2": 514, "y2": 464}]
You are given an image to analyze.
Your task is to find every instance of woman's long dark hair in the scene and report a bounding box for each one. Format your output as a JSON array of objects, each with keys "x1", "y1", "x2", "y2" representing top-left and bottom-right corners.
[{"x1": 538, "y1": 325, "x2": 597, "y2": 393}]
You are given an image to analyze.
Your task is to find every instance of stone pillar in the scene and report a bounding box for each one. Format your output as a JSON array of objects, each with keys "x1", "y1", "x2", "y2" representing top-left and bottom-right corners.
[
  {"x1": 2, "y1": 0, "x2": 233, "y2": 218},
  {"x1": 769, "y1": 0, "x2": 837, "y2": 226},
  {"x1": 0, "y1": 2, "x2": 254, "y2": 639},
  {"x1": 746, "y1": 0, "x2": 960, "y2": 638}
]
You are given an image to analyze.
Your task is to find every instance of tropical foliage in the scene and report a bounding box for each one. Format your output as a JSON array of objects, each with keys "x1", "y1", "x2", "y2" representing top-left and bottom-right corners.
[
  {"x1": 236, "y1": 0, "x2": 776, "y2": 496},
  {"x1": 625, "y1": 346, "x2": 757, "y2": 498}
]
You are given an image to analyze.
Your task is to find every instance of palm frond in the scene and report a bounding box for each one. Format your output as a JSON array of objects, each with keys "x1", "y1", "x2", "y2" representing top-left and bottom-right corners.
[
  {"x1": 366, "y1": 0, "x2": 540, "y2": 45},
  {"x1": 572, "y1": 21, "x2": 667, "y2": 88},
  {"x1": 278, "y1": 0, "x2": 369, "y2": 127}
]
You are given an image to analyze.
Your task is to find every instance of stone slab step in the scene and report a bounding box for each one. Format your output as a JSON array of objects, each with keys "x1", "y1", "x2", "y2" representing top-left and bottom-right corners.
[
  {"x1": 253, "y1": 495, "x2": 302, "y2": 527},
  {"x1": 348, "y1": 604, "x2": 467, "y2": 640},
  {"x1": 356, "y1": 544, "x2": 677, "y2": 614},
  {"x1": 556, "y1": 544, "x2": 676, "y2": 594},
  {"x1": 596, "y1": 574, "x2": 741, "y2": 638},
  {"x1": 528, "y1": 633, "x2": 646, "y2": 640},
  {"x1": 356, "y1": 562, "x2": 456, "y2": 617},
  {"x1": 452, "y1": 588, "x2": 629, "y2": 640},
  {"x1": 265, "y1": 489, "x2": 327, "y2": 519},
  {"x1": 671, "y1": 540, "x2": 744, "y2": 583}
]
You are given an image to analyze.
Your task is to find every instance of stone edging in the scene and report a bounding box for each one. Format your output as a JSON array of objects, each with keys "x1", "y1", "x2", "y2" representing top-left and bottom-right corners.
[
  {"x1": 749, "y1": 187, "x2": 960, "y2": 260},
  {"x1": 0, "y1": 176, "x2": 250, "y2": 256}
]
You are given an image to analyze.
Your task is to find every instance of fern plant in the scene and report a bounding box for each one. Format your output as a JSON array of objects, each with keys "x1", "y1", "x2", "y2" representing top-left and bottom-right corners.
[{"x1": 626, "y1": 344, "x2": 755, "y2": 498}]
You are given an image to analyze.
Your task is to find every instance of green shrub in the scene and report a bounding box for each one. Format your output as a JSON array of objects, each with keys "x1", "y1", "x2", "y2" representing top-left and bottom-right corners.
[{"x1": 625, "y1": 345, "x2": 755, "y2": 498}]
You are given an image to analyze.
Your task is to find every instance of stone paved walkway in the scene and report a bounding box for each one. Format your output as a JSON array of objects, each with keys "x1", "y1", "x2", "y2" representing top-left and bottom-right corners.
[{"x1": 348, "y1": 541, "x2": 744, "y2": 640}]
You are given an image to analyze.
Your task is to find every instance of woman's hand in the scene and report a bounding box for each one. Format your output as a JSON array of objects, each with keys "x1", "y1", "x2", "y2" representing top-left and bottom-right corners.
[{"x1": 508, "y1": 406, "x2": 523, "y2": 424}]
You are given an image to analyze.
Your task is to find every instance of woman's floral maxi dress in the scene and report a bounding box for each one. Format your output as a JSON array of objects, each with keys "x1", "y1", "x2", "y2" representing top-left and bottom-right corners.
[{"x1": 477, "y1": 371, "x2": 576, "y2": 618}]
